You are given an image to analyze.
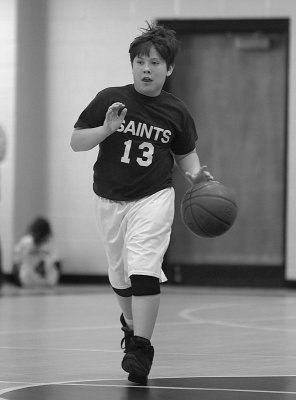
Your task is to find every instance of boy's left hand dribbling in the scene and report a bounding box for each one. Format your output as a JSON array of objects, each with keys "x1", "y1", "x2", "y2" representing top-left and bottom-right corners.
[{"x1": 185, "y1": 165, "x2": 214, "y2": 185}]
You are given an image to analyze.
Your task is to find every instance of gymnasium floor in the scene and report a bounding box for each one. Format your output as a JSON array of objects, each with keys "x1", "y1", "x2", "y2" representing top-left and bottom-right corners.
[{"x1": 1, "y1": 283, "x2": 296, "y2": 399}]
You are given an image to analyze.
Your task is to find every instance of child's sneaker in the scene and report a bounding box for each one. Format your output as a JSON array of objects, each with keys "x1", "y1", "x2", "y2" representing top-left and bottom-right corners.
[
  {"x1": 121, "y1": 336, "x2": 154, "y2": 385},
  {"x1": 120, "y1": 314, "x2": 134, "y2": 352}
]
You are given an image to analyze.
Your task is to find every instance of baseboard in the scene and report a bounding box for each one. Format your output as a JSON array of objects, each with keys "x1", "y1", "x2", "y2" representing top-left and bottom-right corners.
[
  {"x1": 1, "y1": 266, "x2": 287, "y2": 288},
  {"x1": 1, "y1": 273, "x2": 109, "y2": 286},
  {"x1": 163, "y1": 264, "x2": 286, "y2": 288},
  {"x1": 59, "y1": 274, "x2": 110, "y2": 285}
]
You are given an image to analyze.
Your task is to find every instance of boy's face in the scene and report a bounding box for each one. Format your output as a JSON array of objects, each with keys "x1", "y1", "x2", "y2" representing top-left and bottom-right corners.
[{"x1": 132, "y1": 45, "x2": 174, "y2": 97}]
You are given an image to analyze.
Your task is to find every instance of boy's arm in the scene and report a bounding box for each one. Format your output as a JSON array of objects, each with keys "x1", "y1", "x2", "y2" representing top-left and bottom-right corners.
[
  {"x1": 70, "y1": 102, "x2": 127, "y2": 152},
  {"x1": 174, "y1": 149, "x2": 213, "y2": 184},
  {"x1": 70, "y1": 126, "x2": 110, "y2": 152}
]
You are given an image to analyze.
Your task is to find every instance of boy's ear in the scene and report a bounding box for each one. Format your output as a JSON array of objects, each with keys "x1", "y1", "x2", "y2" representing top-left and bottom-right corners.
[{"x1": 166, "y1": 64, "x2": 174, "y2": 77}]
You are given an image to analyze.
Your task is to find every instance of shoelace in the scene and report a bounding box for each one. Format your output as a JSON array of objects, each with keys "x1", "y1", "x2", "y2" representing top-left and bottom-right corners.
[{"x1": 121, "y1": 326, "x2": 134, "y2": 350}]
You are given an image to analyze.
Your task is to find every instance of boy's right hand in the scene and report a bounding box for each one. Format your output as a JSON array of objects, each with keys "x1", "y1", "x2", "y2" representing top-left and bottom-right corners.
[
  {"x1": 185, "y1": 166, "x2": 214, "y2": 185},
  {"x1": 103, "y1": 102, "x2": 127, "y2": 136}
]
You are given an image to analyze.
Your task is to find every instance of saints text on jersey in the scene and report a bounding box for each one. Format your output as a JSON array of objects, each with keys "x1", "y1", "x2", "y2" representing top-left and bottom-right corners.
[{"x1": 117, "y1": 119, "x2": 172, "y2": 143}]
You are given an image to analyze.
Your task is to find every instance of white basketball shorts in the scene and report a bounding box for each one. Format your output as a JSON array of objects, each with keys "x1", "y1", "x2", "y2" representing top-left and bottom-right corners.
[{"x1": 95, "y1": 188, "x2": 175, "y2": 289}]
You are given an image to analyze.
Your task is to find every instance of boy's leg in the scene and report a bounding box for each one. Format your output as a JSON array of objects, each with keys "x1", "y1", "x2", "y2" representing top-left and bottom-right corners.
[
  {"x1": 122, "y1": 275, "x2": 159, "y2": 385},
  {"x1": 126, "y1": 188, "x2": 174, "y2": 337},
  {"x1": 130, "y1": 275, "x2": 160, "y2": 340},
  {"x1": 121, "y1": 189, "x2": 174, "y2": 384},
  {"x1": 112, "y1": 288, "x2": 134, "y2": 351},
  {"x1": 113, "y1": 287, "x2": 133, "y2": 329},
  {"x1": 95, "y1": 196, "x2": 134, "y2": 346},
  {"x1": 132, "y1": 295, "x2": 160, "y2": 340}
]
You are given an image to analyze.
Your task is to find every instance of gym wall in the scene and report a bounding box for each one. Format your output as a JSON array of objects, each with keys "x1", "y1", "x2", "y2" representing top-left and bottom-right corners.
[{"x1": 1, "y1": 0, "x2": 296, "y2": 282}]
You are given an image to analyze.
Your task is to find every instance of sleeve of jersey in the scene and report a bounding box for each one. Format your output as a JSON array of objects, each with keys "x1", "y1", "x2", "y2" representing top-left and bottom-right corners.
[
  {"x1": 171, "y1": 112, "x2": 198, "y2": 155},
  {"x1": 74, "y1": 89, "x2": 110, "y2": 129}
]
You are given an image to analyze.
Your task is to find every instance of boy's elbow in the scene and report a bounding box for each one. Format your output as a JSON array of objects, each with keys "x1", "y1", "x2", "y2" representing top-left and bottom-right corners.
[
  {"x1": 70, "y1": 132, "x2": 81, "y2": 152},
  {"x1": 70, "y1": 139, "x2": 78, "y2": 152},
  {"x1": 70, "y1": 141, "x2": 79, "y2": 152}
]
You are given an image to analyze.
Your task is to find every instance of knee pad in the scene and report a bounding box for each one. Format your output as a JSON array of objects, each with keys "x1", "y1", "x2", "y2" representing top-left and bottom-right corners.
[
  {"x1": 130, "y1": 275, "x2": 160, "y2": 296},
  {"x1": 112, "y1": 286, "x2": 132, "y2": 297}
]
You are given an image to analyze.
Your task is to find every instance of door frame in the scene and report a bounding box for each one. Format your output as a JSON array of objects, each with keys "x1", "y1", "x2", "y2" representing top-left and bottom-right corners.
[{"x1": 158, "y1": 18, "x2": 290, "y2": 286}]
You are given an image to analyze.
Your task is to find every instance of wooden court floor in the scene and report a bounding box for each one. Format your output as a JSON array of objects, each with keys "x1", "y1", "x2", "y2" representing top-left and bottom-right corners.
[{"x1": 1, "y1": 283, "x2": 296, "y2": 399}]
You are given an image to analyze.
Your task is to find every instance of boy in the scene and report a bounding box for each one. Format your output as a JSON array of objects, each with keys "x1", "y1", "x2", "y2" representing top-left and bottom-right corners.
[{"x1": 71, "y1": 22, "x2": 212, "y2": 385}]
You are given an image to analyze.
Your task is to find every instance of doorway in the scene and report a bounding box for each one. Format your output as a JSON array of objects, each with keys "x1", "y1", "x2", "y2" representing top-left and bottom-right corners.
[{"x1": 160, "y1": 19, "x2": 289, "y2": 276}]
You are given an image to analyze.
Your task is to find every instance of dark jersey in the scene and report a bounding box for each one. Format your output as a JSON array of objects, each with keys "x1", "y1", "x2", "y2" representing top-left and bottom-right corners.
[{"x1": 74, "y1": 84, "x2": 198, "y2": 201}]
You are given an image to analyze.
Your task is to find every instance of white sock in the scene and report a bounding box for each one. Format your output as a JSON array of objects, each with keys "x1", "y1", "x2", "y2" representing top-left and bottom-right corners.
[{"x1": 124, "y1": 316, "x2": 134, "y2": 330}]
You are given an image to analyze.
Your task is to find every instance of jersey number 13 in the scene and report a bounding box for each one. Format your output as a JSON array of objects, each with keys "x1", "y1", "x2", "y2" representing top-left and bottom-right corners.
[{"x1": 121, "y1": 140, "x2": 154, "y2": 167}]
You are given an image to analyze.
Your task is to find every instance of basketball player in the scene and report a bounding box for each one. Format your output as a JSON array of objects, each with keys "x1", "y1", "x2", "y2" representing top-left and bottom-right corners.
[{"x1": 71, "y1": 22, "x2": 213, "y2": 385}]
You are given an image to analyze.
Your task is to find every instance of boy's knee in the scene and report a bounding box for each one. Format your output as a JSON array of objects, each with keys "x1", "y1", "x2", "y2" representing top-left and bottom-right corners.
[
  {"x1": 112, "y1": 286, "x2": 133, "y2": 297},
  {"x1": 112, "y1": 275, "x2": 160, "y2": 297},
  {"x1": 130, "y1": 274, "x2": 160, "y2": 296}
]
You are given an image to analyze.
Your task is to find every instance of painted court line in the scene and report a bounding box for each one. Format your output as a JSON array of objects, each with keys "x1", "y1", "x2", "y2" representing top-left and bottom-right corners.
[
  {"x1": 2, "y1": 382, "x2": 296, "y2": 396},
  {"x1": 2, "y1": 375, "x2": 296, "y2": 398},
  {"x1": 2, "y1": 374, "x2": 296, "y2": 385},
  {"x1": 62, "y1": 382, "x2": 296, "y2": 395},
  {"x1": 0, "y1": 346, "x2": 121, "y2": 353},
  {"x1": 179, "y1": 307, "x2": 296, "y2": 333},
  {"x1": 0, "y1": 321, "x2": 202, "y2": 336},
  {"x1": 2, "y1": 345, "x2": 296, "y2": 360},
  {"x1": 0, "y1": 384, "x2": 44, "y2": 396}
]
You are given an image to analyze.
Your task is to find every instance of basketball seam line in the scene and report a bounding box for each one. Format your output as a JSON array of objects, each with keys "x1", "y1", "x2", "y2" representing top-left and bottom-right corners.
[
  {"x1": 187, "y1": 202, "x2": 232, "y2": 228},
  {"x1": 187, "y1": 189, "x2": 214, "y2": 237},
  {"x1": 189, "y1": 203, "x2": 213, "y2": 237},
  {"x1": 184, "y1": 188, "x2": 233, "y2": 237},
  {"x1": 186, "y1": 194, "x2": 237, "y2": 208}
]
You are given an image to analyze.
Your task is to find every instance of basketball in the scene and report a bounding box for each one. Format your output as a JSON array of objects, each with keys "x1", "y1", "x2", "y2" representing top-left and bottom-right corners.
[{"x1": 181, "y1": 180, "x2": 238, "y2": 238}]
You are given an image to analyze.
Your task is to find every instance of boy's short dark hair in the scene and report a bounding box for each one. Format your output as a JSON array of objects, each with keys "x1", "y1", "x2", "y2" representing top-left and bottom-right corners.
[{"x1": 129, "y1": 21, "x2": 180, "y2": 69}]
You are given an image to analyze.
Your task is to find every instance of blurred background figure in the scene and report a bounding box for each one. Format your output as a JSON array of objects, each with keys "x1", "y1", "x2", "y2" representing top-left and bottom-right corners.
[
  {"x1": 0, "y1": 126, "x2": 7, "y2": 286},
  {"x1": 12, "y1": 217, "x2": 61, "y2": 288}
]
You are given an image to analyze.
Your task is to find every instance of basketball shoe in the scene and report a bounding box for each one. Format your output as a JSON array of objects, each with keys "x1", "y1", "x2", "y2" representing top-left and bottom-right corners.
[
  {"x1": 121, "y1": 336, "x2": 154, "y2": 385},
  {"x1": 120, "y1": 314, "x2": 134, "y2": 351}
]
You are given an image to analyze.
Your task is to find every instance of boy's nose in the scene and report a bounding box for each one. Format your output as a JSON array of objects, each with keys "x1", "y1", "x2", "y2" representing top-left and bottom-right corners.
[{"x1": 143, "y1": 63, "x2": 151, "y2": 72}]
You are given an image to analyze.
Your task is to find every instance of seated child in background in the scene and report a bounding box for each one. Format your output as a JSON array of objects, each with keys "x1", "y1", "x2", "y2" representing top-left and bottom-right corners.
[{"x1": 13, "y1": 217, "x2": 61, "y2": 287}]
